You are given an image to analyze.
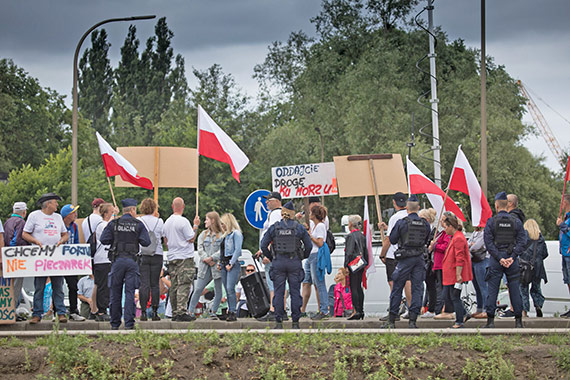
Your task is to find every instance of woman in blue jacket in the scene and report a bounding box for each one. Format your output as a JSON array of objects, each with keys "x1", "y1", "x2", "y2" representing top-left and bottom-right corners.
[{"x1": 219, "y1": 213, "x2": 243, "y2": 322}]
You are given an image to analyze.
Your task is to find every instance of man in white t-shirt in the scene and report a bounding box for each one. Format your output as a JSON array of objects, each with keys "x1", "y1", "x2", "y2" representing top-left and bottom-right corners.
[
  {"x1": 255, "y1": 192, "x2": 282, "y2": 319},
  {"x1": 379, "y1": 192, "x2": 411, "y2": 320},
  {"x1": 163, "y1": 197, "x2": 199, "y2": 322},
  {"x1": 81, "y1": 198, "x2": 106, "y2": 244},
  {"x1": 22, "y1": 193, "x2": 69, "y2": 324}
]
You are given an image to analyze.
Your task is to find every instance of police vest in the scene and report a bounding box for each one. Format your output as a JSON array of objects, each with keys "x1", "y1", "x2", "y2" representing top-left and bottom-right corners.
[
  {"x1": 395, "y1": 217, "x2": 428, "y2": 259},
  {"x1": 493, "y1": 214, "x2": 516, "y2": 247},
  {"x1": 272, "y1": 222, "x2": 300, "y2": 256},
  {"x1": 115, "y1": 218, "x2": 141, "y2": 254}
]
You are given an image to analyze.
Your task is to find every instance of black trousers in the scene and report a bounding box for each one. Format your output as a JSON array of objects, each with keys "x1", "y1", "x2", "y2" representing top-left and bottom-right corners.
[
  {"x1": 139, "y1": 255, "x2": 163, "y2": 309},
  {"x1": 64, "y1": 275, "x2": 79, "y2": 314},
  {"x1": 349, "y1": 269, "x2": 364, "y2": 314},
  {"x1": 94, "y1": 263, "x2": 111, "y2": 314}
]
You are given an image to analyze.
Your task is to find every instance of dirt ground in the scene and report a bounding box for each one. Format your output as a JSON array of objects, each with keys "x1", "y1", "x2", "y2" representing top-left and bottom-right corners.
[{"x1": 0, "y1": 332, "x2": 568, "y2": 379}]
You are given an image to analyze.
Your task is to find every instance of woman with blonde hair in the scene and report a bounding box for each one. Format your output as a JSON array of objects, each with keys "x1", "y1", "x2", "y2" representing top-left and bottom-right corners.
[
  {"x1": 219, "y1": 213, "x2": 243, "y2": 322},
  {"x1": 137, "y1": 198, "x2": 165, "y2": 321},
  {"x1": 519, "y1": 219, "x2": 548, "y2": 317},
  {"x1": 187, "y1": 211, "x2": 224, "y2": 319}
]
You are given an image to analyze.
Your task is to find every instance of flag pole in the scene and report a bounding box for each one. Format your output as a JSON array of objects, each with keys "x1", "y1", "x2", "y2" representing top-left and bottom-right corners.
[
  {"x1": 196, "y1": 107, "x2": 200, "y2": 218},
  {"x1": 106, "y1": 177, "x2": 118, "y2": 210},
  {"x1": 431, "y1": 187, "x2": 450, "y2": 245},
  {"x1": 559, "y1": 158, "x2": 570, "y2": 219}
]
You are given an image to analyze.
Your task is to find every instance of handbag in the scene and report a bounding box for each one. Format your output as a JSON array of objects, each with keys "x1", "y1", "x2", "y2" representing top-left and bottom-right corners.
[
  {"x1": 519, "y1": 241, "x2": 538, "y2": 286},
  {"x1": 470, "y1": 247, "x2": 487, "y2": 263},
  {"x1": 348, "y1": 234, "x2": 366, "y2": 272}
]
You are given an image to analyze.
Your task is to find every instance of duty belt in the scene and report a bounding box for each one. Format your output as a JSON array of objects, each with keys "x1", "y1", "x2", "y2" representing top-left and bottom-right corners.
[{"x1": 117, "y1": 253, "x2": 137, "y2": 260}]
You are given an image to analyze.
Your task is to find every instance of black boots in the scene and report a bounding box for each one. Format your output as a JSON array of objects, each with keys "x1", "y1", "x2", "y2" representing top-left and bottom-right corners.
[
  {"x1": 484, "y1": 317, "x2": 495, "y2": 328},
  {"x1": 151, "y1": 308, "x2": 161, "y2": 321},
  {"x1": 408, "y1": 320, "x2": 418, "y2": 329},
  {"x1": 515, "y1": 317, "x2": 524, "y2": 328},
  {"x1": 226, "y1": 312, "x2": 237, "y2": 322}
]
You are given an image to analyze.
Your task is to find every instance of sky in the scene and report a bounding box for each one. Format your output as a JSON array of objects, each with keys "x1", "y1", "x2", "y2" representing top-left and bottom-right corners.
[{"x1": 1, "y1": 0, "x2": 569, "y2": 172}]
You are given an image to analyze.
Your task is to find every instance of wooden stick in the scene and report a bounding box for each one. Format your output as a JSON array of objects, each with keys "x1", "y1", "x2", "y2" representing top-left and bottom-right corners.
[
  {"x1": 195, "y1": 155, "x2": 200, "y2": 218},
  {"x1": 348, "y1": 154, "x2": 393, "y2": 161},
  {"x1": 106, "y1": 177, "x2": 117, "y2": 209},
  {"x1": 304, "y1": 198, "x2": 310, "y2": 227},
  {"x1": 559, "y1": 179, "x2": 568, "y2": 219},
  {"x1": 154, "y1": 147, "x2": 159, "y2": 205},
  {"x1": 431, "y1": 187, "x2": 450, "y2": 245},
  {"x1": 368, "y1": 159, "x2": 385, "y2": 241}
]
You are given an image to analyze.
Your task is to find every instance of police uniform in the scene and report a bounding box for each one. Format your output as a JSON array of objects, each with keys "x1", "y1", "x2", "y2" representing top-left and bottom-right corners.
[
  {"x1": 483, "y1": 192, "x2": 527, "y2": 326},
  {"x1": 385, "y1": 196, "x2": 431, "y2": 327},
  {"x1": 260, "y1": 202, "x2": 312, "y2": 327},
  {"x1": 100, "y1": 198, "x2": 151, "y2": 330}
]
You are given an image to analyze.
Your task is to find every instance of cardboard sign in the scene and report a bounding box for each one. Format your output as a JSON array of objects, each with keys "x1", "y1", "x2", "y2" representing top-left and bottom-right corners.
[
  {"x1": 1, "y1": 244, "x2": 92, "y2": 278},
  {"x1": 115, "y1": 146, "x2": 198, "y2": 188},
  {"x1": 333, "y1": 154, "x2": 407, "y2": 197},
  {"x1": 272, "y1": 162, "x2": 338, "y2": 199},
  {"x1": 0, "y1": 275, "x2": 15, "y2": 324}
]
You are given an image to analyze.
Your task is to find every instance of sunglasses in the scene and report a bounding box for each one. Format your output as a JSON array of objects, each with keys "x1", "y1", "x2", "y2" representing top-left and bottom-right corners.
[{"x1": 246, "y1": 269, "x2": 255, "y2": 273}]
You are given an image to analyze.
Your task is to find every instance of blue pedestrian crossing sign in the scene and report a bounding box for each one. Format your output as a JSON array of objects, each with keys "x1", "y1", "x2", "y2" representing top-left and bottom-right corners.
[{"x1": 244, "y1": 189, "x2": 271, "y2": 229}]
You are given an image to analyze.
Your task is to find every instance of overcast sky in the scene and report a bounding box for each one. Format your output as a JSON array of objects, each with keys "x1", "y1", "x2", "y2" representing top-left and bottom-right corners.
[{"x1": 1, "y1": 0, "x2": 569, "y2": 171}]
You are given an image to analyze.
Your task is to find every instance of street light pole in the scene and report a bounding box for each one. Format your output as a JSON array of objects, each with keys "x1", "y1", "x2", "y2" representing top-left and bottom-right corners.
[{"x1": 71, "y1": 15, "x2": 156, "y2": 205}]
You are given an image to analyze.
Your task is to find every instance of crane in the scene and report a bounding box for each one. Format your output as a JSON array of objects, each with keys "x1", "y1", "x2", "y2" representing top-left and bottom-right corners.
[{"x1": 517, "y1": 80, "x2": 566, "y2": 167}]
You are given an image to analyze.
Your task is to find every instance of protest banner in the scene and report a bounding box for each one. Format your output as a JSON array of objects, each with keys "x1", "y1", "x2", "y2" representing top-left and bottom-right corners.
[
  {"x1": 272, "y1": 162, "x2": 338, "y2": 199},
  {"x1": 0, "y1": 274, "x2": 15, "y2": 324},
  {"x1": 1, "y1": 244, "x2": 92, "y2": 278}
]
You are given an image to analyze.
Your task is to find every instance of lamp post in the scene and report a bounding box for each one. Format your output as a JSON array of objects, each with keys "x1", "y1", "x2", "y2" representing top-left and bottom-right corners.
[{"x1": 71, "y1": 15, "x2": 156, "y2": 205}]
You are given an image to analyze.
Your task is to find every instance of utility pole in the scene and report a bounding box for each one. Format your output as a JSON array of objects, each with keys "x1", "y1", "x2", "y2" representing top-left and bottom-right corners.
[
  {"x1": 427, "y1": 0, "x2": 441, "y2": 187},
  {"x1": 480, "y1": 0, "x2": 488, "y2": 197}
]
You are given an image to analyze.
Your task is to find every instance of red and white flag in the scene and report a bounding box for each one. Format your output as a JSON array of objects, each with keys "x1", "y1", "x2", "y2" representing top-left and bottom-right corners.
[
  {"x1": 448, "y1": 145, "x2": 492, "y2": 227},
  {"x1": 407, "y1": 157, "x2": 466, "y2": 221},
  {"x1": 96, "y1": 132, "x2": 153, "y2": 190},
  {"x1": 362, "y1": 196, "x2": 375, "y2": 289},
  {"x1": 198, "y1": 105, "x2": 249, "y2": 182}
]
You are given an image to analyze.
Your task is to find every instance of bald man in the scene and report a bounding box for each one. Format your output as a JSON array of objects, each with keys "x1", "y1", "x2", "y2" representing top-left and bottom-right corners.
[{"x1": 163, "y1": 197, "x2": 200, "y2": 322}]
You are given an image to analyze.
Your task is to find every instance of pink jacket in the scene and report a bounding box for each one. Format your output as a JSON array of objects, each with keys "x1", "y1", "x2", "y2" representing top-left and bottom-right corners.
[
  {"x1": 334, "y1": 282, "x2": 353, "y2": 316},
  {"x1": 432, "y1": 231, "x2": 451, "y2": 270}
]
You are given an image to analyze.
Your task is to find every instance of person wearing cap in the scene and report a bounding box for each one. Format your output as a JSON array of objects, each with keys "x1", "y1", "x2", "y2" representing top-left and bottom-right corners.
[
  {"x1": 260, "y1": 201, "x2": 312, "y2": 329},
  {"x1": 22, "y1": 193, "x2": 69, "y2": 324},
  {"x1": 100, "y1": 198, "x2": 151, "y2": 330},
  {"x1": 381, "y1": 195, "x2": 431, "y2": 329},
  {"x1": 61, "y1": 204, "x2": 85, "y2": 321},
  {"x1": 378, "y1": 192, "x2": 412, "y2": 321},
  {"x1": 298, "y1": 196, "x2": 329, "y2": 317},
  {"x1": 255, "y1": 191, "x2": 283, "y2": 321},
  {"x1": 483, "y1": 191, "x2": 527, "y2": 328},
  {"x1": 81, "y1": 198, "x2": 106, "y2": 247},
  {"x1": 3, "y1": 202, "x2": 28, "y2": 318}
]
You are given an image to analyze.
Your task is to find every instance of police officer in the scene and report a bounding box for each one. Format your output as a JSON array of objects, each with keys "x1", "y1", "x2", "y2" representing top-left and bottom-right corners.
[
  {"x1": 260, "y1": 201, "x2": 312, "y2": 329},
  {"x1": 483, "y1": 191, "x2": 527, "y2": 328},
  {"x1": 382, "y1": 195, "x2": 430, "y2": 329},
  {"x1": 100, "y1": 198, "x2": 150, "y2": 330}
]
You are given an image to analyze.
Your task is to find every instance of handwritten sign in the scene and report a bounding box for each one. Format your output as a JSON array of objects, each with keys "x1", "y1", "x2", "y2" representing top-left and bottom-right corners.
[
  {"x1": 272, "y1": 162, "x2": 338, "y2": 199},
  {"x1": 0, "y1": 276, "x2": 15, "y2": 324},
  {"x1": 1, "y1": 244, "x2": 92, "y2": 278}
]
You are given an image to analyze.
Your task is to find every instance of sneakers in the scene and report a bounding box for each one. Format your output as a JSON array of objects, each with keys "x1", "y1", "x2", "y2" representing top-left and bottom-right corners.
[
  {"x1": 57, "y1": 314, "x2": 68, "y2": 323},
  {"x1": 421, "y1": 312, "x2": 435, "y2": 319},
  {"x1": 381, "y1": 320, "x2": 395, "y2": 329},
  {"x1": 380, "y1": 314, "x2": 400, "y2": 322},
  {"x1": 400, "y1": 311, "x2": 410, "y2": 320},
  {"x1": 174, "y1": 313, "x2": 196, "y2": 322},
  {"x1": 273, "y1": 322, "x2": 283, "y2": 329},
  {"x1": 299, "y1": 312, "x2": 308, "y2": 318},
  {"x1": 29, "y1": 316, "x2": 41, "y2": 324},
  {"x1": 208, "y1": 313, "x2": 219, "y2": 320},
  {"x1": 310, "y1": 312, "x2": 329, "y2": 321},
  {"x1": 88, "y1": 313, "x2": 98, "y2": 320},
  {"x1": 560, "y1": 310, "x2": 570, "y2": 318},
  {"x1": 69, "y1": 313, "x2": 86, "y2": 321},
  {"x1": 499, "y1": 309, "x2": 515, "y2": 318},
  {"x1": 96, "y1": 313, "x2": 111, "y2": 321},
  {"x1": 256, "y1": 311, "x2": 276, "y2": 322}
]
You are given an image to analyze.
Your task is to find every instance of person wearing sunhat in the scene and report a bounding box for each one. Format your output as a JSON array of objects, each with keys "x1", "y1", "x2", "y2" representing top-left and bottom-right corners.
[
  {"x1": 381, "y1": 194, "x2": 431, "y2": 329},
  {"x1": 100, "y1": 198, "x2": 151, "y2": 330},
  {"x1": 483, "y1": 191, "x2": 527, "y2": 328},
  {"x1": 61, "y1": 204, "x2": 85, "y2": 321},
  {"x1": 22, "y1": 193, "x2": 69, "y2": 324},
  {"x1": 260, "y1": 201, "x2": 312, "y2": 329}
]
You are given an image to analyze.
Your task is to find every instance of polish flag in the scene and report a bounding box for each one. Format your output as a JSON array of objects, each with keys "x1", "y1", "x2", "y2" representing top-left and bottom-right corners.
[
  {"x1": 198, "y1": 105, "x2": 249, "y2": 182},
  {"x1": 448, "y1": 146, "x2": 492, "y2": 227},
  {"x1": 96, "y1": 132, "x2": 153, "y2": 190},
  {"x1": 362, "y1": 196, "x2": 375, "y2": 289},
  {"x1": 407, "y1": 158, "x2": 466, "y2": 221}
]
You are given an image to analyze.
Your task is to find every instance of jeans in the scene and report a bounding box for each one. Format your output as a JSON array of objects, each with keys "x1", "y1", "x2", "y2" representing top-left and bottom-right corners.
[
  {"x1": 472, "y1": 258, "x2": 489, "y2": 312},
  {"x1": 520, "y1": 279, "x2": 545, "y2": 312},
  {"x1": 33, "y1": 276, "x2": 66, "y2": 317},
  {"x1": 444, "y1": 285, "x2": 465, "y2": 325},
  {"x1": 221, "y1": 263, "x2": 241, "y2": 313},
  {"x1": 139, "y1": 255, "x2": 163, "y2": 310},
  {"x1": 309, "y1": 252, "x2": 329, "y2": 313},
  {"x1": 264, "y1": 262, "x2": 274, "y2": 291},
  {"x1": 188, "y1": 269, "x2": 223, "y2": 315}
]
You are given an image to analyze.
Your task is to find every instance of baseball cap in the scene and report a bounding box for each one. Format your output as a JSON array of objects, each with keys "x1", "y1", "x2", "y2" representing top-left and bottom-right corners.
[
  {"x1": 61, "y1": 204, "x2": 80, "y2": 218},
  {"x1": 91, "y1": 198, "x2": 105, "y2": 208},
  {"x1": 393, "y1": 192, "x2": 407, "y2": 207},
  {"x1": 264, "y1": 192, "x2": 282, "y2": 201},
  {"x1": 13, "y1": 202, "x2": 27, "y2": 212}
]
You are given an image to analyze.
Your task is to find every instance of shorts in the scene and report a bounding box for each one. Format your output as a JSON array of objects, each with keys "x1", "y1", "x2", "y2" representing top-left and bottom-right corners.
[
  {"x1": 563, "y1": 256, "x2": 570, "y2": 285},
  {"x1": 385, "y1": 258, "x2": 397, "y2": 282}
]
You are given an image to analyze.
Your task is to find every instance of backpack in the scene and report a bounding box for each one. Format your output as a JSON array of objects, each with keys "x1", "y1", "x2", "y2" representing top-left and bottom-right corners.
[
  {"x1": 140, "y1": 218, "x2": 160, "y2": 256},
  {"x1": 87, "y1": 216, "x2": 101, "y2": 258},
  {"x1": 326, "y1": 229, "x2": 336, "y2": 254}
]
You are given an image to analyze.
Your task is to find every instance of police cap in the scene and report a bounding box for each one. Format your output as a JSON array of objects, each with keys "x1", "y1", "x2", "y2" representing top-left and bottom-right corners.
[
  {"x1": 407, "y1": 194, "x2": 419, "y2": 203},
  {"x1": 121, "y1": 198, "x2": 138, "y2": 208},
  {"x1": 495, "y1": 191, "x2": 507, "y2": 201}
]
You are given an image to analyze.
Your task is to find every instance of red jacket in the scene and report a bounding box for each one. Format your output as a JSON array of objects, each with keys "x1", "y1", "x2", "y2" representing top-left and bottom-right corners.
[{"x1": 442, "y1": 231, "x2": 473, "y2": 286}]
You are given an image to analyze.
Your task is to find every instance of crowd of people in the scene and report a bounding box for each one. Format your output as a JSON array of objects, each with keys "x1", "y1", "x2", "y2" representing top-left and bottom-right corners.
[{"x1": 0, "y1": 189, "x2": 568, "y2": 330}]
